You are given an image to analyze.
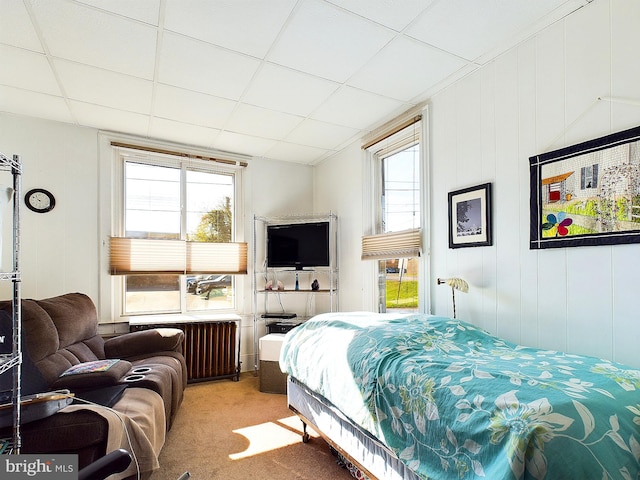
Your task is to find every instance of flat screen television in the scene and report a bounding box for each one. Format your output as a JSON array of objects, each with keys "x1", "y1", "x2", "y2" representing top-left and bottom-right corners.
[{"x1": 267, "y1": 221, "x2": 330, "y2": 270}]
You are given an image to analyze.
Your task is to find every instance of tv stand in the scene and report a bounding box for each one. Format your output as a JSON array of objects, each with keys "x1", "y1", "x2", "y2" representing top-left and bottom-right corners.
[{"x1": 252, "y1": 213, "x2": 338, "y2": 375}]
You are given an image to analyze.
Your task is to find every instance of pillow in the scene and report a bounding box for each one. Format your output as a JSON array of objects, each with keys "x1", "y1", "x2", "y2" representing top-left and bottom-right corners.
[{"x1": 52, "y1": 359, "x2": 132, "y2": 390}]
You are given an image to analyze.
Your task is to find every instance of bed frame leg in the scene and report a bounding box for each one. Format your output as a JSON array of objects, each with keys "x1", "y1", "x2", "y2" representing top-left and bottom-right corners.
[{"x1": 301, "y1": 421, "x2": 310, "y2": 443}]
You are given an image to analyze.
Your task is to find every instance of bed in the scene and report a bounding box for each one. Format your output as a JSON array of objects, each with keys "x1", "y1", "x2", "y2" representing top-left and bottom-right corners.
[{"x1": 279, "y1": 312, "x2": 640, "y2": 480}]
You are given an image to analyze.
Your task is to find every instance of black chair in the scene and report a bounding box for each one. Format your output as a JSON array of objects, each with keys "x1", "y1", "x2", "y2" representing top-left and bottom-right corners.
[
  {"x1": 77, "y1": 449, "x2": 191, "y2": 480},
  {"x1": 78, "y1": 449, "x2": 132, "y2": 480}
]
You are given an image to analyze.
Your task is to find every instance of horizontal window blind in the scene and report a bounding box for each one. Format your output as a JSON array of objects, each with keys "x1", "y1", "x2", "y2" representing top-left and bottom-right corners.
[
  {"x1": 361, "y1": 228, "x2": 422, "y2": 260},
  {"x1": 110, "y1": 237, "x2": 247, "y2": 275},
  {"x1": 186, "y1": 242, "x2": 247, "y2": 274}
]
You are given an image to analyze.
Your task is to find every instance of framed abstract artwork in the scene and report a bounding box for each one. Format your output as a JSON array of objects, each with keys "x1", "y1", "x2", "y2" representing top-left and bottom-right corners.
[
  {"x1": 448, "y1": 182, "x2": 492, "y2": 248},
  {"x1": 530, "y1": 125, "x2": 640, "y2": 249}
]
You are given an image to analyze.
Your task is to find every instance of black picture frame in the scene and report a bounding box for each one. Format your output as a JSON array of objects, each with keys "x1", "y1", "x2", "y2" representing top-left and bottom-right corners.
[
  {"x1": 448, "y1": 182, "x2": 492, "y2": 249},
  {"x1": 530, "y1": 125, "x2": 640, "y2": 250}
]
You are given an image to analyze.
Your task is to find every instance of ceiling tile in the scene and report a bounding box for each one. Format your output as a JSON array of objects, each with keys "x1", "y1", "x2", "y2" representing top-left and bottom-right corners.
[
  {"x1": 285, "y1": 118, "x2": 360, "y2": 150},
  {"x1": 225, "y1": 103, "x2": 303, "y2": 140},
  {"x1": 0, "y1": 0, "x2": 43, "y2": 52},
  {"x1": 214, "y1": 131, "x2": 276, "y2": 158},
  {"x1": 0, "y1": 85, "x2": 72, "y2": 123},
  {"x1": 311, "y1": 86, "x2": 407, "y2": 130},
  {"x1": 242, "y1": 63, "x2": 339, "y2": 117},
  {"x1": 0, "y1": 45, "x2": 60, "y2": 95},
  {"x1": 268, "y1": 0, "x2": 395, "y2": 82},
  {"x1": 164, "y1": 0, "x2": 296, "y2": 58},
  {"x1": 69, "y1": 100, "x2": 150, "y2": 135},
  {"x1": 409, "y1": 62, "x2": 480, "y2": 105},
  {"x1": 148, "y1": 117, "x2": 220, "y2": 149},
  {"x1": 72, "y1": 0, "x2": 161, "y2": 25},
  {"x1": 407, "y1": 0, "x2": 570, "y2": 62},
  {"x1": 349, "y1": 36, "x2": 469, "y2": 101},
  {"x1": 158, "y1": 32, "x2": 261, "y2": 100},
  {"x1": 30, "y1": 0, "x2": 157, "y2": 79},
  {"x1": 54, "y1": 59, "x2": 153, "y2": 113},
  {"x1": 153, "y1": 84, "x2": 236, "y2": 129},
  {"x1": 3, "y1": 0, "x2": 587, "y2": 165},
  {"x1": 265, "y1": 141, "x2": 331, "y2": 164},
  {"x1": 326, "y1": 0, "x2": 436, "y2": 31}
]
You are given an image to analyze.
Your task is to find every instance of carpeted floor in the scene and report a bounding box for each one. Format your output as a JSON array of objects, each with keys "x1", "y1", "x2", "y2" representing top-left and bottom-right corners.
[{"x1": 148, "y1": 373, "x2": 354, "y2": 480}]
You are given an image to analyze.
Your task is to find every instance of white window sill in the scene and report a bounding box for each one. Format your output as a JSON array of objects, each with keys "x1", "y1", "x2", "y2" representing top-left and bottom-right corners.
[{"x1": 128, "y1": 313, "x2": 242, "y2": 326}]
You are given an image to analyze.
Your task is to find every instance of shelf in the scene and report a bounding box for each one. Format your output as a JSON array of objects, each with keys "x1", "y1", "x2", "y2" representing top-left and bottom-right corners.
[
  {"x1": 0, "y1": 154, "x2": 22, "y2": 174},
  {"x1": 254, "y1": 213, "x2": 334, "y2": 224},
  {"x1": 0, "y1": 272, "x2": 20, "y2": 282},
  {"x1": 253, "y1": 213, "x2": 338, "y2": 374},
  {"x1": 257, "y1": 289, "x2": 334, "y2": 293},
  {"x1": 255, "y1": 268, "x2": 333, "y2": 273},
  {"x1": 0, "y1": 438, "x2": 15, "y2": 454},
  {"x1": 0, "y1": 152, "x2": 21, "y2": 452},
  {"x1": 0, "y1": 355, "x2": 19, "y2": 376}
]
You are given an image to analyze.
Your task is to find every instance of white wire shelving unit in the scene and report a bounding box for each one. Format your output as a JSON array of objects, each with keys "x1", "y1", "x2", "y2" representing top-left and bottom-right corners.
[{"x1": 0, "y1": 152, "x2": 22, "y2": 453}]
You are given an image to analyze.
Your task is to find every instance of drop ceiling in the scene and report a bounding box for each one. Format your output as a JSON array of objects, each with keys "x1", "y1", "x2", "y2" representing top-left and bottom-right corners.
[{"x1": 0, "y1": 0, "x2": 592, "y2": 165}]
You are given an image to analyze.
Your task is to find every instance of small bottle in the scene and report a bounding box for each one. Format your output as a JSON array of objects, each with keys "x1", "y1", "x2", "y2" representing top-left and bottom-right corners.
[{"x1": 295, "y1": 273, "x2": 299, "y2": 290}]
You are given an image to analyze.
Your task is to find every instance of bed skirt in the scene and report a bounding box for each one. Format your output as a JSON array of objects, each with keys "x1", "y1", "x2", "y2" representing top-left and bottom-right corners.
[{"x1": 287, "y1": 377, "x2": 419, "y2": 480}]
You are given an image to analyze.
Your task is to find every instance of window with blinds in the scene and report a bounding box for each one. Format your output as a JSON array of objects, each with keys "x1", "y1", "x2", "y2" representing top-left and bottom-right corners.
[
  {"x1": 363, "y1": 116, "x2": 422, "y2": 313},
  {"x1": 113, "y1": 146, "x2": 245, "y2": 316}
]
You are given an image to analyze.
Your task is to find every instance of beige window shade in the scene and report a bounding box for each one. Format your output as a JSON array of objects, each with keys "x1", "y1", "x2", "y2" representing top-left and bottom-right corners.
[
  {"x1": 361, "y1": 229, "x2": 422, "y2": 260},
  {"x1": 186, "y1": 241, "x2": 247, "y2": 274},
  {"x1": 110, "y1": 237, "x2": 247, "y2": 275}
]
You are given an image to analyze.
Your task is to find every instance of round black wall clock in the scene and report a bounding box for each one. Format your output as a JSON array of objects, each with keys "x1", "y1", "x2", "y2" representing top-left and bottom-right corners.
[{"x1": 25, "y1": 188, "x2": 56, "y2": 213}]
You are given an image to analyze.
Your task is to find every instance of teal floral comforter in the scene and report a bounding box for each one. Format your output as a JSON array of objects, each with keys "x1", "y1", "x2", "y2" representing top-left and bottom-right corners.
[{"x1": 279, "y1": 312, "x2": 640, "y2": 479}]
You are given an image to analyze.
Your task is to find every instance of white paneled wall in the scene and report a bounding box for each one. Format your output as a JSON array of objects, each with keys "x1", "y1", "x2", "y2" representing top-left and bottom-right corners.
[
  {"x1": 313, "y1": 142, "x2": 367, "y2": 312},
  {"x1": 0, "y1": 114, "x2": 99, "y2": 301},
  {"x1": 428, "y1": 0, "x2": 640, "y2": 367},
  {"x1": 316, "y1": 0, "x2": 640, "y2": 368}
]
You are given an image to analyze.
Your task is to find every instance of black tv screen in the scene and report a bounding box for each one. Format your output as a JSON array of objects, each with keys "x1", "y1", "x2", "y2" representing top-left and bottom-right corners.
[{"x1": 267, "y1": 222, "x2": 330, "y2": 269}]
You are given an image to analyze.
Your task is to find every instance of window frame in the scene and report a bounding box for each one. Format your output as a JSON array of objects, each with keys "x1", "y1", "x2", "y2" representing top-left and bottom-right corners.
[
  {"x1": 581, "y1": 164, "x2": 599, "y2": 189},
  {"x1": 362, "y1": 107, "x2": 430, "y2": 313},
  {"x1": 98, "y1": 134, "x2": 247, "y2": 327}
]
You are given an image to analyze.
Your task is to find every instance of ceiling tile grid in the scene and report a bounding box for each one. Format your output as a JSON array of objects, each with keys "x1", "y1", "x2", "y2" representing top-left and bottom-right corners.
[
  {"x1": 29, "y1": 0, "x2": 158, "y2": 79},
  {"x1": 0, "y1": 0, "x2": 590, "y2": 164}
]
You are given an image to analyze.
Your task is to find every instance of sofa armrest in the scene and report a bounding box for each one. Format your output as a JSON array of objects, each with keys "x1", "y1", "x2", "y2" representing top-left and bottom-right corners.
[{"x1": 104, "y1": 328, "x2": 184, "y2": 359}]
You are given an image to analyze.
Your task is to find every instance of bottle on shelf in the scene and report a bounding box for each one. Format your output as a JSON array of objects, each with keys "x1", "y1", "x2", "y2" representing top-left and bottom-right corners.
[{"x1": 295, "y1": 273, "x2": 299, "y2": 291}]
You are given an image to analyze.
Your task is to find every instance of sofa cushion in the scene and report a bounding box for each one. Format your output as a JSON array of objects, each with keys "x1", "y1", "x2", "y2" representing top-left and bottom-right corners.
[
  {"x1": 36, "y1": 293, "x2": 100, "y2": 350},
  {"x1": 5, "y1": 293, "x2": 108, "y2": 385}
]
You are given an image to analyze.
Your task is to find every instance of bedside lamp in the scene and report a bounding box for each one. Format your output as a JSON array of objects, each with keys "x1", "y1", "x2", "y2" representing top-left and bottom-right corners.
[{"x1": 437, "y1": 277, "x2": 468, "y2": 319}]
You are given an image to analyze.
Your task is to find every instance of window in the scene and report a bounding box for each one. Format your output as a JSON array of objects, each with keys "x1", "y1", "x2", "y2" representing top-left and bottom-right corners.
[
  {"x1": 116, "y1": 147, "x2": 243, "y2": 316},
  {"x1": 581, "y1": 164, "x2": 599, "y2": 189},
  {"x1": 363, "y1": 115, "x2": 423, "y2": 313}
]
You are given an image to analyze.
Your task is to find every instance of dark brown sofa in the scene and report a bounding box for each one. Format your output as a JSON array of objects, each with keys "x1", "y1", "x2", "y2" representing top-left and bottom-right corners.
[{"x1": 0, "y1": 292, "x2": 187, "y2": 477}]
